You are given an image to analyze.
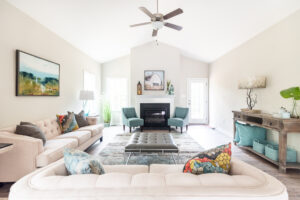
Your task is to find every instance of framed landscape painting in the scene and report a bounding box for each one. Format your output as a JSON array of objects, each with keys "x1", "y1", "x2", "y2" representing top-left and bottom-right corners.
[
  {"x1": 16, "y1": 50, "x2": 60, "y2": 96},
  {"x1": 144, "y1": 70, "x2": 164, "y2": 90}
]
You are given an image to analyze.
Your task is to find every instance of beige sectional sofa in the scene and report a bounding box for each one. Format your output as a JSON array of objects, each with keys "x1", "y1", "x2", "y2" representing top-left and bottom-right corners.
[
  {"x1": 9, "y1": 158, "x2": 288, "y2": 200},
  {"x1": 0, "y1": 117, "x2": 103, "y2": 182}
]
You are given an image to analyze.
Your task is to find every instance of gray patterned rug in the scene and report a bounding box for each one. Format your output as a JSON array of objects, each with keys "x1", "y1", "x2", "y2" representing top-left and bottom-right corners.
[{"x1": 98, "y1": 132, "x2": 204, "y2": 165}]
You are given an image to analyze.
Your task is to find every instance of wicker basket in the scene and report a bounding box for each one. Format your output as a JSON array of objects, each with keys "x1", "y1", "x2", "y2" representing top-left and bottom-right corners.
[
  {"x1": 253, "y1": 139, "x2": 267, "y2": 154},
  {"x1": 265, "y1": 144, "x2": 297, "y2": 163}
]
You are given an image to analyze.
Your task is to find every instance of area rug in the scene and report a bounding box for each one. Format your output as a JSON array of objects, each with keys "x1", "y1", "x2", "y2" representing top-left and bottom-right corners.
[{"x1": 98, "y1": 132, "x2": 204, "y2": 165}]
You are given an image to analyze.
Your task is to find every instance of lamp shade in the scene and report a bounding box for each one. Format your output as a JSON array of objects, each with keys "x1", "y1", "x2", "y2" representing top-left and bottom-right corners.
[
  {"x1": 238, "y1": 76, "x2": 266, "y2": 89},
  {"x1": 79, "y1": 90, "x2": 94, "y2": 100}
]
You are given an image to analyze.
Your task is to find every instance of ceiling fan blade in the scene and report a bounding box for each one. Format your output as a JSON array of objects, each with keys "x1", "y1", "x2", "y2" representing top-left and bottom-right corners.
[
  {"x1": 152, "y1": 29, "x2": 158, "y2": 37},
  {"x1": 163, "y1": 8, "x2": 183, "y2": 20},
  {"x1": 130, "y1": 22, "x2": 151, "y2": 27},
  {"x1": 164, "y1": 22, "x2": 183, "y2": 31},
  {"x1": 139, "y1": 7, "x2": 155, "y2": 18}
]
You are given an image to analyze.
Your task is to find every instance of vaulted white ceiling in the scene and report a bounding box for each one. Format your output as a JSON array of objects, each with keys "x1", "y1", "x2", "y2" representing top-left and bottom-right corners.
[{"x1": 7, "y1": 0, "x2": 300, "y2": 63}]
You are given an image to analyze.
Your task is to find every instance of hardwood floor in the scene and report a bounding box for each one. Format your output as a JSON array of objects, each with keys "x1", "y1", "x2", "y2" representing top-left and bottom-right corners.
[{"x1": 1, "y1": 125, "x2": 300, "y2": 199}]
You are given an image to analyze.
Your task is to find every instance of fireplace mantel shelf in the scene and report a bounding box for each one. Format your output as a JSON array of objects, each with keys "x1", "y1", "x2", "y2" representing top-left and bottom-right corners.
[{"x1": 135, "y1": 95, "x2": 175, "y2": 99}]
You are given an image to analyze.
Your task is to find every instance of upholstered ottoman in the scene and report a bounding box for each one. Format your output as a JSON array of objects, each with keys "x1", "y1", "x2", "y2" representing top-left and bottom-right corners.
[{"x1": 125, "y1": 132, "x2": 179, "y2": 164}]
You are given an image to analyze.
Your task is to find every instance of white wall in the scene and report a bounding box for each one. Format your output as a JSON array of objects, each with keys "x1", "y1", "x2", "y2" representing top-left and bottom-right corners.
[
  {"x1": 0, "y1": 1, "x2": 101, "y2": 128},
  {"x1": 101, "y1": 55, "x2": 131, "y2": 99},
  {"x1": 130, "y1": 42, "x2": 181, "y2": 106},
  {"x1": 101, "y1": 42, "x2": 209, "y2": 114},
  {"x1": 209, "y1": 10, "x2": 300, "y2": 161}
]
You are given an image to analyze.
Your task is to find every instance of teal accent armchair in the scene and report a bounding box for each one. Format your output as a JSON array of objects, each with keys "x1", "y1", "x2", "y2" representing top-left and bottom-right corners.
[
  {"x1": 122, "y1": 107, "x2": 144, "y2": 133},
  {"x1": 168, "y1": 107, "x2": 189, "y2": 133}
]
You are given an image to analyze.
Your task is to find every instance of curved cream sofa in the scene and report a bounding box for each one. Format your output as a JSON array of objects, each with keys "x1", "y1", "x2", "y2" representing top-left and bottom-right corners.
[
  {"x1": 9, "y1": 158, "x2": 288, "y2": 200},
  {"x1": 0, "y1": 117, "x2": 103, "y2": 182}
]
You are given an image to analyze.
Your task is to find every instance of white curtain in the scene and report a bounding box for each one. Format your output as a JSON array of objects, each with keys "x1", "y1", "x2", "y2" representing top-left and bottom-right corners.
[{"x1": 105, "y1": 78, "x2": 128, "y2": 125}]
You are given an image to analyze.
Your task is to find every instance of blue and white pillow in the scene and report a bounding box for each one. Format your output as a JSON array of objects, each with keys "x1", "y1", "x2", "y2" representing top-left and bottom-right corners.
[{"x1": 63, "y1": 148, "x2": 105, "y2": 175}]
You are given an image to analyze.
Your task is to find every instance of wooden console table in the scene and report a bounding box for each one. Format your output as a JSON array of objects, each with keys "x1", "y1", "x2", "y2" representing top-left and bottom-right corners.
[{"x1": 233, "y1": 111, "x2": 300, "y2": 173}]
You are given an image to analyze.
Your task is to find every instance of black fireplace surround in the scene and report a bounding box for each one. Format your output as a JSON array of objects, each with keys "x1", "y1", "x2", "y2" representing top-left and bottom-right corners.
[{"x1": 140, "y1": 103, "x2": 170, "y2": 128}]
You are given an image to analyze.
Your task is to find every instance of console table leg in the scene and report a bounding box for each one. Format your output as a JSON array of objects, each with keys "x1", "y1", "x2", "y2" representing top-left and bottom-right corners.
[
  {"x1": 233, "y1": 119, "x2": 237, "y2": 145},
  {"x1": 279, "y1": 132, "x2": 287, "y2": 173}
]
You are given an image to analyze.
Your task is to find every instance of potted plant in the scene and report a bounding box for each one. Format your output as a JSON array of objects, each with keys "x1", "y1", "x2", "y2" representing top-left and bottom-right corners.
[
  {"x1": 280, "y1": 87, "x2": 300, "y2": 118},
  {"x1": 102, "y1": 101, "x2": 111, "y2": 127}
]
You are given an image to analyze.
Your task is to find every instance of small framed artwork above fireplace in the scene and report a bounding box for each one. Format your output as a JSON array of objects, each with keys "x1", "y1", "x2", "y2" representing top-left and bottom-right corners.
[{"x1": 144, "y1": 70, "x2": 164, "y2": 90}]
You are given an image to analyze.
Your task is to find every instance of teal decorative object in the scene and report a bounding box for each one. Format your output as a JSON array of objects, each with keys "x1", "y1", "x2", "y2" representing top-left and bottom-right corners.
[
  {"x1": 166, "y1": 80, "x2": 174, "y2": 95},
  {"x1": 253, "y1": 139, "x2": 268, "y2": 154},
  {"x1": 265, "y1": 144, "x2": 297, "y2": 163},
  {"x1": 280, "y1": 87, "x2": 300, "y2": 118}
]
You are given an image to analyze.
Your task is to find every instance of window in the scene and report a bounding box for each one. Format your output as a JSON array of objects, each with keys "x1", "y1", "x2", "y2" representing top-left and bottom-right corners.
[
  {"x1": 105, "y1": 78, "x2": 128, "y2": 125},
  {"x1": 83, "y1": 71, "x2": 96, "y2": 114}
]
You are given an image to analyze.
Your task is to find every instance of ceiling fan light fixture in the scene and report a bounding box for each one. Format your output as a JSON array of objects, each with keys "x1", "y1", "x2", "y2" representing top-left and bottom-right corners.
[{"x1": 152, "y1": 21, "x2": 163, "y2": 30}]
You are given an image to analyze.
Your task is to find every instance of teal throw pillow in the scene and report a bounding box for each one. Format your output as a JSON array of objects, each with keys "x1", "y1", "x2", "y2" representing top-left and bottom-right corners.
[
  {"x1": 236, "y1": 124, "x2": 266, "y2": 147},
  {"x1": 63, "y1": 148, "x2": 105, "y2": 175}
]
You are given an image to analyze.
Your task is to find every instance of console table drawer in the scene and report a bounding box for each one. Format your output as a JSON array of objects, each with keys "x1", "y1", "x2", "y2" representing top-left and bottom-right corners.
[
  {"x1": 234, "y1": 113, "x2": 243, "y2": 120},
  {"x1": 263, "y1": 119, "x2": 280, "y2": 128}
]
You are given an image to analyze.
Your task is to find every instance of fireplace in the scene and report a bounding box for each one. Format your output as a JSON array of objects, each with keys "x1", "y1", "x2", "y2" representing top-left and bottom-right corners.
[{"x1": 140, "y1": 103, "x2": 170, "y2": 128}]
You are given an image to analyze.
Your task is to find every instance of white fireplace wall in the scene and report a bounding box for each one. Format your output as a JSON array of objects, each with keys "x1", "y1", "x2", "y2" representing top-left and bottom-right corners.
[
  {"x1": 130, "y1": 42, "x2": 209, "y2": 108},
  {"x1": 101, "y1": 41, "x2": 209, "y2": 120}
]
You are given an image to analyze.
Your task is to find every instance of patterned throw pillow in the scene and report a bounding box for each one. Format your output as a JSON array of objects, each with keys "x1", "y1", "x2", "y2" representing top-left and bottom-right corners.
[
  {"x1": 183, "y1": 143, "x2": 232, "y2": 175},
  {"x1": 56, "y1": 112, "x2": 79, "y2": 133},
  {"x1": 63, "y1": 148, "x2": 105, "y2": 175}
]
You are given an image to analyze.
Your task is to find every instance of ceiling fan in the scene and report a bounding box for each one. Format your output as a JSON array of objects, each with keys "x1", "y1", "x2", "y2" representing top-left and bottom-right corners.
[{"x1": 130, "y1": 0, "x2": 183, "y2": 37}]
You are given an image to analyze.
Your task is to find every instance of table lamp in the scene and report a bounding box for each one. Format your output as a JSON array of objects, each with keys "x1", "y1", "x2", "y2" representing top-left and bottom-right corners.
[
  {"x1": 238, "y1": 76, "x2": 266, "y2": 113},
  {"x1": 79, "y1": 90, "x2": 94, "y2": 113}
]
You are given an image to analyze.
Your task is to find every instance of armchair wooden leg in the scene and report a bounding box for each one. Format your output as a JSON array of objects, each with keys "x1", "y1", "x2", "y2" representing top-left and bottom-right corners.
[
  {"x1": 180, "y1": 127, "x2": 183, "y2": 134},
  {"x1": 100, "y1": 136, "x2": 103, "y2": 142},
  {"x1": 129, "y1": 127, "x2": 132, "y2": 133},
  {"x1": 186, "y1": 125, "x2": 188, "y2": 131},
  {"x1": 123, "y1": 125, "x2": 125, "y2": 131},
  {"x1": 169, "y1": 126, "x2": 171, "y2": 132},
  {"x1": 140, "y1": 126, "x2": 143, "y2": 132}
]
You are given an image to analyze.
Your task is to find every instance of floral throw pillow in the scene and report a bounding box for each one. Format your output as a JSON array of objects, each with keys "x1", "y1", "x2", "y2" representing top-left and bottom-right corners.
[
  {"x1": 56, "y1": 112, "x2": 79, "y2": 133},
  {"x1": 63, "y1": 148, "x2": 105, "y2": 175},
  {"x1": 183, "y1": 143, "x2": 232, "y2": 175}
]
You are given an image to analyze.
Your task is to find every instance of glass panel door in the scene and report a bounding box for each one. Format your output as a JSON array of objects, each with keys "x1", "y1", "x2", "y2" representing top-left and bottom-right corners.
[{"x1": 187, "y1": 78, "x2": 208, "y2": 124}]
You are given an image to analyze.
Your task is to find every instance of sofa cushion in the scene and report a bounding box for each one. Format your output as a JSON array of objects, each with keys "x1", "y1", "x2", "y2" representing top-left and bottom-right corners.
[
  {"x1": 63, "y1": 148, "x2": 105, "y2": 175},
  {"x1": 168, "y1": 118, "x2": 184, "y2": 127},
  {"x1": 55, "y1": 131, "x2": 91, "y2": 145},
  {"x1": 78, "y1": 124, "x2": 104, "y2": 137},
  {"x1": 183, "y1": 143, "x2": 232, "y2": 175},
  {"x1": 56, "y1": 113, "x2": 79, "y2": 133},
  {"x1": 36, "y1": 138, "x2": 78, "y2": 167},
  {"x1": 123, "y1": 107, "x2": 137, "y2": 118},
  {"x1": 128, "y1": 118, "x2": 144, "y2": 127},
  {"x1": 35, "y1": 118, "x2": 61, "y2": 140},
  {"x1": 174, "y1": 107, "x2": 188, "y2": 119},
  {"x1": 15, "y1": 124, "x2": 46, "y2": 145}
]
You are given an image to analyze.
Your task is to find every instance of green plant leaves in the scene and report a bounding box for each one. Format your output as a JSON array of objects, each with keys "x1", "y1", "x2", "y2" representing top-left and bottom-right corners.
[
  {"x1": 280, "y1": 87, "x2": 300, "y2": 100},
  {"x1": 103, "y1": 101, "x2": 111, "y2": 123}
]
